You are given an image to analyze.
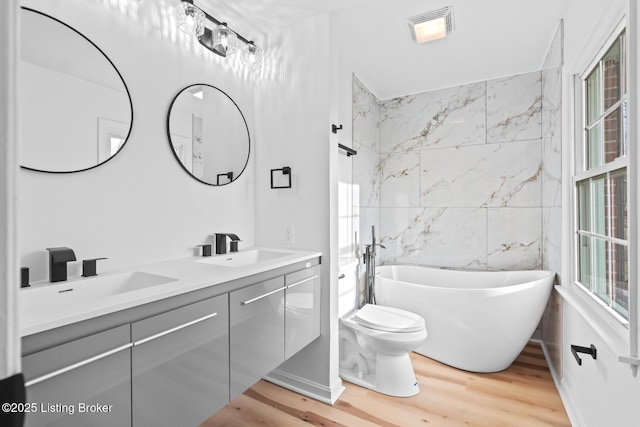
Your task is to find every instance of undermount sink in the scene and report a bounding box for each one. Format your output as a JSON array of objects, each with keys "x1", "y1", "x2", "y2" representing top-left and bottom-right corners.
[
  {"x1": 20, "y1": 271, "x2": 178, "y2": 313},
  {"x1": 196, "y1": 249, "x2": 291, "y2": 267}
]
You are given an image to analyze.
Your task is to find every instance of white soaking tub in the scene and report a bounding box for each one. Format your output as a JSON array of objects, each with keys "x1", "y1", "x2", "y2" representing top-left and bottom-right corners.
[{"x1": 375, "y1": 265, "x2": 554, "y2": 372}]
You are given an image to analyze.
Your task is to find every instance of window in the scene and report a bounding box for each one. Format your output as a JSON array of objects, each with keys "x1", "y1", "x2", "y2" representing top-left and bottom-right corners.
[
  {"x1": 575, "y1": 30, "x2": 629, "y2": 321},
  {"x1": 97, "y1": 117, "x2": 128, "y2": 163}
]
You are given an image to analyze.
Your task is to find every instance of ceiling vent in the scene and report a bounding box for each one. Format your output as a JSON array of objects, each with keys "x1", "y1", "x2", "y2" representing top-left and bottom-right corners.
[{"x1": 407, "y1": 6, "x2": 454, "y2": 43}]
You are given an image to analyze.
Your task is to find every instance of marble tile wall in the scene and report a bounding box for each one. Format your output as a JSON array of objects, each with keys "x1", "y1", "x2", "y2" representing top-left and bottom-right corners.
[
  {"x1": 352, "y1": 76, "x2": 381, "y2": 248},
  {"x1": 541, "y1": 22, "x2": 564, "y2": 277},
  {"x1": 352, "y1": 66, "x2": 561, "y2": 273},
  {"x1": 379, "y1": 82, "x2": 486, "y2": 152},
  {"x1": 541, "y1": 21, "x2": 564, "y2": 379},
  {"x1": 378, "y1": 71, "x2": 542, "y2": 270}
]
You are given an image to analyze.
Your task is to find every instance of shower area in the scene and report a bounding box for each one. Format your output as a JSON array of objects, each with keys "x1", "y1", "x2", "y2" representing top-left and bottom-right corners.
[
  {"x1": 345, "y1": 69, "x2": 563, "y2": 270},
  {"x1": 338, "y1": 23, "x2": 563, "y2": 359}
]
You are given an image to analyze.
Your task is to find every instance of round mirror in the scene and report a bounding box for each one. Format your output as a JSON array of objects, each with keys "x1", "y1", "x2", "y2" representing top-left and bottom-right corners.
[
  {"x1": 167, "y1": 84, "x2": 250, "y2": 186},
  {"x1": 19, "y1": 8, "x2": 133, "y2": 173}
]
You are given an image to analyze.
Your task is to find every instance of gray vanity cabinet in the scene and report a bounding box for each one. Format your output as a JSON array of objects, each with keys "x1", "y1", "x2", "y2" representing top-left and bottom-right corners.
[
  {"x1": 285, "y1": 266, "x2": 321, "y2": 358},
  {"x1": 22, "y1": 325, "x2": 132, "y2": 427},
  {"x1": 131, "y1": 294, "x2": 229, "y2": 427},
  {"x1": 20, "y1": 256, "x2": 322, "y2": 426},
  {"x1": 229, "y1": 276, "x2": 286, "y2": 400}
]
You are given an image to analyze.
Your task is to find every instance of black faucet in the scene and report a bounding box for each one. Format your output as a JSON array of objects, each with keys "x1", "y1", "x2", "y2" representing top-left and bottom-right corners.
[
  {"x1": 46, "y1": 247, "x2": 76, "y2": 282},
  {"x1": 82, "y1": 257, "x2": 108, "y2": 277},
  {"x1": 214, "y1": 233, "x2": 241, "y2": 254},
  {"x1": 197, "y1": 244, "x2": 213, "y2": 257}
]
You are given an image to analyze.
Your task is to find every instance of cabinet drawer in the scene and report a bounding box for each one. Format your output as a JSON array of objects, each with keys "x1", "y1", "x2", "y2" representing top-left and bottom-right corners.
[
  {"x1": 230, "y1": 276, "x2": 285, "y2": 400},
  {"x1": 285, "y1": 266, "x2": 321, "y2": 358},
  {"x1": 22, "y1": 325, "x2": 131, "y2": 427},
  {"x1": 132, "y1": 295, "x2": 225, "y2": 343},
  {"x1": 23, "y1": 325, "x2": 130, "y2": 384},
  {"x1": 285, "y1": 265, "x2": 320, "y2": 288},
  {"x1": 132, "y1": 294, "x2": 228, "y2": 427}
]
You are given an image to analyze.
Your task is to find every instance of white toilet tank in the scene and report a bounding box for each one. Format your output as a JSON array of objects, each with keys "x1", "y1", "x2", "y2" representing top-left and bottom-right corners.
[{"x1": 338, "y1": 259, "x2": 359, "y2": 318}]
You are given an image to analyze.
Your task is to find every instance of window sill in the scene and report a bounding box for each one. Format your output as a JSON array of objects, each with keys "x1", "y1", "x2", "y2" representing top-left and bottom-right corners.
[{"x1": 555, "y1": 283, "x2": 629, "y2": 355}]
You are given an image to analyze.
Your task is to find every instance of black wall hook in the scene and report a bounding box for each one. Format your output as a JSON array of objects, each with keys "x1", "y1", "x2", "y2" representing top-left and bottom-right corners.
[
  {"x1": 338, "y1": 143, "x2": 357, "y2": 157},
  {"x1": 331, "y1": 124, "x2": 343, "y2": 134},
  {"x1": 571, "y1": 344, "x2": 597, "y2": 366}
]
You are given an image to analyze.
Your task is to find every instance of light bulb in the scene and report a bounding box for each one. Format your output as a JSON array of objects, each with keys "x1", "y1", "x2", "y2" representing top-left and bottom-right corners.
[
  {"x1": 212, "y1": 23, "x2": 237, "y2": 57},
  {"x1": 240, "y1": 41, "x2": 263, "y2": 70},
  {"x1": 175, "y1": 2, "x2": 205, "y2": 37}
]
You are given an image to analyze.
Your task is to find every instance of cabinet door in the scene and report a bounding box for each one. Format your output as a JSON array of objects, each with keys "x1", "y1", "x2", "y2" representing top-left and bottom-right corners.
[
  {"x1": 22, "y1": 325, "x2": 131, "y2": 427},
  {"x1": 229, "y1": 277, "x2": 285, "y2": 400},
  {"x1": 131, "y1": 294, "x2": 228, "y2": 427},
  {"x1": 285, "y1": 266, "x2": 321, "y2": 358}
]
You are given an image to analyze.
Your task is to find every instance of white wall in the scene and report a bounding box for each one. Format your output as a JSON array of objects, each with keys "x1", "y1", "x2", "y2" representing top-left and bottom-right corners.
[
  {"x1": 0, "y1": 0, "x2": 20, "y2": 379},
  {"x1": 556, "y1": 0, "x2": 640, "y2": 425},
  {"x1": 254, "y1": 13, "x2": 343, "y2": 402},
  {"x1": 18, "y1": 0, "x2": 256, "y2": 282}
]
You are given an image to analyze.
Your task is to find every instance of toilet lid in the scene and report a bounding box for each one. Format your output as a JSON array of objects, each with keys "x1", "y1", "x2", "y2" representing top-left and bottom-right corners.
[{"x1": 353, "y1": 304, "x2": 425, "y2": 333}]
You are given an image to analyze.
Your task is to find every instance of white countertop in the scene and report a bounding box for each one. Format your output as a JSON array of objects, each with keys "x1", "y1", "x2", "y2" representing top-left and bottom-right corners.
[{"x1": 20, "y1": 247, "x2": 321, "y2": 337}]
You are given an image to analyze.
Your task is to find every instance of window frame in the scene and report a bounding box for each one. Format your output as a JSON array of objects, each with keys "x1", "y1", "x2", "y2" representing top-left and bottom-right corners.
[{"x1": 572, "y1": 24, "x2": 631, "y2": 329}]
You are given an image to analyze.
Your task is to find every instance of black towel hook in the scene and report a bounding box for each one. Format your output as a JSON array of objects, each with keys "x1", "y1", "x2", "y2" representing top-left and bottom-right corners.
[{"x1": 571, "y1": 344, "x2": 597, "y2": 366}]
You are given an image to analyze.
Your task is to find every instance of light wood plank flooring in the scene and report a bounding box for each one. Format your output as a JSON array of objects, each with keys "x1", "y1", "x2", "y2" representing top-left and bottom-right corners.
[{"x1": 201, "y1": 342, "x2": 570, "y2": 427}]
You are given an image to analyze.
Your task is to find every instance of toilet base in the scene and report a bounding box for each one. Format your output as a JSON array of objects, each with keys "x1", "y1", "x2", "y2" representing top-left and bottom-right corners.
[{"x1": 340, "y1": 352, "x2": 420, "y2": 397}]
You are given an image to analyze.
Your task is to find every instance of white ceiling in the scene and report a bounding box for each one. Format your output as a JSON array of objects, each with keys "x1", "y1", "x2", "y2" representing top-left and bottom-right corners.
[{"x1": 199, "y1": 0, "x2": 570, "y2": 99}]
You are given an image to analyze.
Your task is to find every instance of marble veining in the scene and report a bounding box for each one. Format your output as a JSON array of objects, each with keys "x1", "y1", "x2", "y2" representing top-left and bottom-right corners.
[
  {"x1": 542, "y1": 65, "x2": 562, "y2": 208},
  {"x1": 487, "y1": 208, "x2": 542, "y2": 270},
  {"x1": 542, "y1": 207, "x2": 562, "y2": 273},
  {"x1": 380, "y1": 151, "x2": 420, "y2": 207},
  {"x1": 379, "y1": 82, "x2": 486, "y2": 152},
  {"x1": 357, "y1": 207, "x2": 380, "y2": 248},
  {"x1": 487, "y1": 72, "x2": 542, "y2": 143},
  {"x1": 379, "y1": 207, "x2": 487, "y2": 270},
  {"x1": 420, "y1": 141, "x2": 542, "y2": 208},
  {"x1": 352, "y1": 76, "x2": 380, "y2": 152},
  {"x1": 353, "y1": 143, "x2": 380, "y2": 208},
  {"x1": 352, "y1": 68, "x2": 553, "y2": 272}
]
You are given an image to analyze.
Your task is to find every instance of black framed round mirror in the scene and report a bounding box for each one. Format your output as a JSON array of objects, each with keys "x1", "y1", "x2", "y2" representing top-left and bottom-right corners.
[
  {"x1": 19, "y1": 7, "x2": 133, "y2": 173},
  {"x1": 167, "y1": 84, "x2": 250, "y2": 186}
]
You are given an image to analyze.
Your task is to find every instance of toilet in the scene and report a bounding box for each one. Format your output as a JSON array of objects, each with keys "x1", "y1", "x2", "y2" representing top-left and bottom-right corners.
[{"x1": 339, "y1": 303, "x2": 427, "y2": 397}]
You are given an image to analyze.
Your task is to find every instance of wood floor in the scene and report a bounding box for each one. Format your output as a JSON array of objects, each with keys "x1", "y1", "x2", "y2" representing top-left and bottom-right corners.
[{"x1": 201, "y1": 342, "x2": 571, "y2": 427}]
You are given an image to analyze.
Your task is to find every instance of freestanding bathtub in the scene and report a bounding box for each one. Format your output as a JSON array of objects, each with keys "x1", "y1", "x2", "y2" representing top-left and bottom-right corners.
[{"x1": 375, "y1": 265, "x2": 555, "y2": 373}]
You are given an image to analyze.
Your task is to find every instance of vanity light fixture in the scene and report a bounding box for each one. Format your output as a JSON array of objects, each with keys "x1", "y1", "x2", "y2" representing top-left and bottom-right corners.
[
  {"x1": 407, "y1": 6, "x2": 454, "y2": 43},
  {"x1": 175, "y1": 0, "x2": 263, "y2": 70},
  {"x1": 175, "y1": 1, "x2": 205, "y2": 37}
]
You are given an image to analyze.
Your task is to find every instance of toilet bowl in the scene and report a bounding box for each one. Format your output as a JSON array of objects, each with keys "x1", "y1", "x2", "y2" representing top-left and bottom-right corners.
[{"x1": 339, "y1": 304, "x2": 427, "y2": 397}]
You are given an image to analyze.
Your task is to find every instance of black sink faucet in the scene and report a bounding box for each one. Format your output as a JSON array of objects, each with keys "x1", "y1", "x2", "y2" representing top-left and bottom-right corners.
[
  {"x1": 46, "y1": 247, "x2": 77, "y2": 282},
  {"x1": 214, "y1": 233, "x2": 241, "y2": 254}
]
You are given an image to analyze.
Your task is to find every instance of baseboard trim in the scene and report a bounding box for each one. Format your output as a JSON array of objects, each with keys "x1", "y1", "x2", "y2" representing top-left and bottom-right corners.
[
  {"x1": 264, "y1": 369, "x2": 345, "y2": 405},
  {"x1": 530, "y1": 339, "x2": 583, "y2": 427}
]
